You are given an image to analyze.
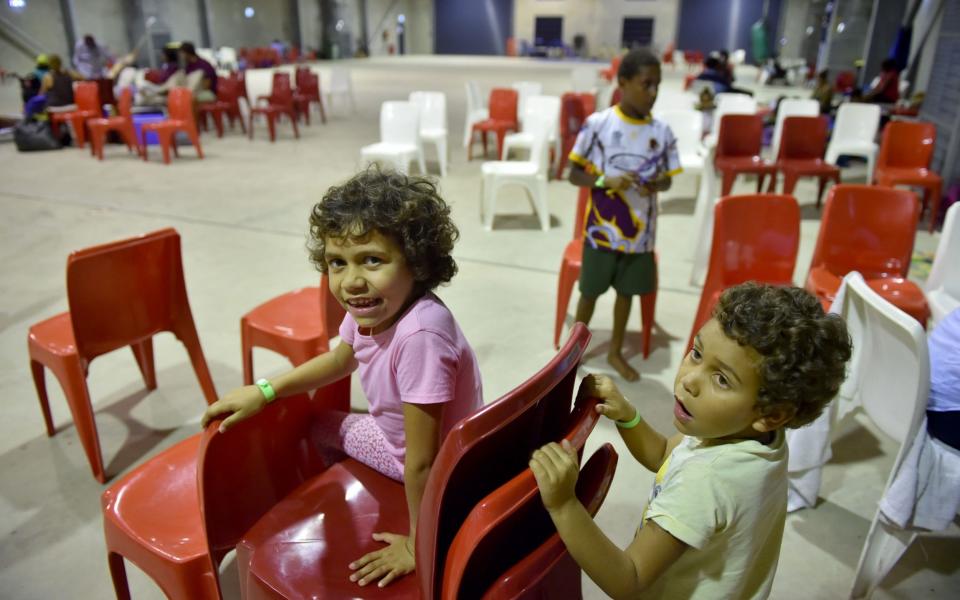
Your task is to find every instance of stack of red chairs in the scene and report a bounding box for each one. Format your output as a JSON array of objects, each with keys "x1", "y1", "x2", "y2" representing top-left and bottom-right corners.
[
  {"x1": 555, "y1": 92, "x2": 595, "y2": 179},
  {"x1": 467, "y1": 87, "x2": 518, "y2": 160},
  {"x1": 683, "y1": 50, "x2": 704, "y2": 71},
  {"x1": 600, "y1": 55, "x2": 622, "y2": 81},
  {"x1": 767, "y1": 115, "x2": 840, "y2": 207},
  {"x1": 714, "y1": 113, "x2": 777, "y2": 196},
  {"x1": 874, "y1": 120, "x2": 943, "y2": 232},
  {"x1": 294, "y1": 67, "x2": 327, "y2": 125},
  {"x1": 87, "y1": 87, "x2": 139, "y2": 160},
  {"x1": 249, "y1": 72, "x2": 300, "y2": 141},
  {"x1": 141, "y1": 88, "x2": 204, "y2": 164},
  {"x1": 50, "y1": 81, "x2": 101, "y2": 148}
]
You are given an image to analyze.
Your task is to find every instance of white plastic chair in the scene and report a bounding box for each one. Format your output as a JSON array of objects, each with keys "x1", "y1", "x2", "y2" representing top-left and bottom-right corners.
[
  {"x1": 326, "y1": 68, "x2": 356, "y2": 114},
  {"x1": 825, "y1": 103, "x2": 881, "y2": 183},
  {"x1": 925, "y1": 203, "x2": 960, "y2": 328},
  {"x1": 409, "y1": 91, "x2": 448, "y2": 177},
  {"x1": 480, "y1": 113, "x2": 551, "y2": 232},
  {"x1": 830, "y1": 273, "x2": 931, "y2": 599},
  {"x1": 511, "y1": 81, "x2": 543, "y2": 121},
  {"x1": 463, "y1": 81, "x2": 488, "y2": 148},
  {"x1": 217, "y1": 46, "x2": 238, "y2": 71},
  {"x1": 360, "y1": 101, "x2": 424, "y2": 175},
  {"x1": 769, "y1": 98, "x2": 819, "y2": 159},
  {"x1": 656, "y1": 109, "x2": 705, "y2": 177},
  {"x1": 689, "y1": 144, "x2": 719, "y2": 286},
  {"x1": 570, "y1": 66, "x2": 599, "y2": 93},
  {"x1": 730, "y1": 49, "x2": 746, "y2": 66},
  {"x1": 501, "y1": 94, "x2": 560, "y2": 164},
  {"x1": 702, "y1": 93, "x2": 756, "y2": 149}
]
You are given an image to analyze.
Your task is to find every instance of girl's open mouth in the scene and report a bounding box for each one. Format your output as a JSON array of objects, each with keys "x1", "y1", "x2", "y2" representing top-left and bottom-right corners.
[{"x1": 674, "y1": 397, "x2": 693, "y2": 422}]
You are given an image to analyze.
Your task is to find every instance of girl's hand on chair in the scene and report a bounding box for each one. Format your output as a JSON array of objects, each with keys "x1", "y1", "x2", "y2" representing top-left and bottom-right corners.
[
  {"x1": 530, "y1": 440, "x2": 580, "y2": 513},
  {"x1": 349, "y1": 532, "x2": 415, "y2": 587},
  {"x1": 581, "y1": 374, "x2": 637, "y2": 423},
  {"x1": 200, "y1": 386, "x2": 267, "y2": 432}
]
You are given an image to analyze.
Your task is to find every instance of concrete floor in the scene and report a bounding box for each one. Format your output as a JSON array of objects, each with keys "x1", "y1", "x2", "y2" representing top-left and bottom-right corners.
[{"x1": 0, "y1": 56, "x2": 956, "y2": 599}]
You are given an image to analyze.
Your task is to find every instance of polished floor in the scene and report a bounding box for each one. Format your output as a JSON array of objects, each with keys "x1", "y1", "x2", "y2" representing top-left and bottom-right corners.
[{"x1": 0, "y1": 56, "x2": 955, "y2": 599}]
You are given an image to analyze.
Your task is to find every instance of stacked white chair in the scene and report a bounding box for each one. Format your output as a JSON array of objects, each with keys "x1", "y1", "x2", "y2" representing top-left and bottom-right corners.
[
  {"x1": 570, "y1": 66, "x2": 599, "y2": 93},
  {"x1": 501, "y1": 94, "x2": 561, "y2": 166},
  {"x1": 463, "y1": 81, "x2": 488, "y2": 148},
  {"x1": 925, "y1": 202, "x2": 960, "y2": 327},
  {"x1": 217, "y1": 46, "x2": 238, "y2": 71},
  {"x1": 769, "y1": 98, "x2": 820, "y2": 159},
  {"x1": 409, "y1": 91, "x2": 448, "y2": 177},
  {"x1": 701, "y1": 93, "x2": 756, "y2": 149},
  {"x1": 655, "y1": 109, "x2": 705, "y2": 177},
  {"x1": 825, "y1": 103, "x2": 881, "y2": 183},
  {"x1": 360, "y1": 101, "x2": 424, "y2": 175},
  {"x1": 689, "y1": 144, "x2": 719, "y2": 286},
  {"x1": 481, "y1": 113, "x2": 551, "y2": 232},
  {"x1": 511, "y1": 81, "x2": 543, "y2": 121},
  {"x1": 326, "y1": 67, "x2": 356, "y2": 114}
]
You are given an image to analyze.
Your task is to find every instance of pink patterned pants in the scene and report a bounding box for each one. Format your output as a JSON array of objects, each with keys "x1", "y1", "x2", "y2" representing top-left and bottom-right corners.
[{"x1": 310, "y1": 410, "x2": 405, "y2": 482}]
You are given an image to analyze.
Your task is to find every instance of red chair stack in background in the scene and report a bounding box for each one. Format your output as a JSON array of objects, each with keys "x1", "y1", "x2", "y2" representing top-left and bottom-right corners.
[
  {"x1": 805, "y1": 184, "x2": 931, "y2": 325},
  {"x1": 687, "y1": 194, "x2": 801, "y2": 349},
  {"x1": 141, "y1": 88, "x2": 204, "y2": 164},
  {"x1": 249, "y1": 71, "x2": 301, "y2": 142},
  {"x1": 768, "y1": 115, "x2": 840, "y2": 208},
  {"x1": 555, "y1": 92, "x2": 595, "y2": 179},
  {"x1": 714, "y1": 113, "x2": 777, "y2": 196},
  {"x1": 294, "y1": 66, "x2": 327, "y2": 125},
  {"x1": 50, "y1": 81, "x2": 101, "y2": 148},
  {"x1": 199, "y1": 324, "x2": 601, "y2": 599},
  {"x1": 468, "y1": 87, "x2": 518, "y2": 160},
  {"x1": 27, "y1": 228, "x2": 218, "y2": 483},
  {"x1": 874, "y1": 120, "x2": 943, "y2": 232},
  {"x1": 87, "y1": 87, "x2": 139, "y2": 160}
]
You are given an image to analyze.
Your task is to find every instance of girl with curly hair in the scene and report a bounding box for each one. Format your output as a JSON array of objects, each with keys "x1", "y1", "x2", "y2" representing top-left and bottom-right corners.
[{"x1": 202, "y1": 166, "x2": 482, "y2": 589}]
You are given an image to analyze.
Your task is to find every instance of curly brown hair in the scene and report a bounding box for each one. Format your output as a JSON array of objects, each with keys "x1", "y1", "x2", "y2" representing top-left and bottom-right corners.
[
  {"x1": 713, "y1": 283, "x2": 852, "y2": 429},
  {"x1": 307, "y1": 166, "x2": 459, "y2": 293}
]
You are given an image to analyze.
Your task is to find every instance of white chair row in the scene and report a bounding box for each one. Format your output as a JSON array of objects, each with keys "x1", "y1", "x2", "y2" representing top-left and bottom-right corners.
[{"x1": 360, "y1": 92, "x2": 448, "y2": 176}]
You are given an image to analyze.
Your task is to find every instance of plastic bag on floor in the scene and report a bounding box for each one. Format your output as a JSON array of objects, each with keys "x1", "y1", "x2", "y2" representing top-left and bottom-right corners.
[{"x1": 13, "y1": 120, "x2": 62, "y2": 152}]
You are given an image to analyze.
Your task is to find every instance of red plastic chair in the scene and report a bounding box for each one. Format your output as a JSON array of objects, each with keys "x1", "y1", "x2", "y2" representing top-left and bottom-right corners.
[
  {"x1": 468, "y1": 88, "x2": 518, "y2": 160},
  {"x1": 714, "y1": 113, "x2": 777, "y2": 196},
  {"x1": 240, "y1": 275, "x2": 345, "y2": 385},
  {"x1": 249, "y1": 72, "x2": 300, "y2": 141},
  {"x1": 443, "y1": 442, "x2": 617, "y2": 600},
  {"x1": 27, "y1": 228, "x2": 218, "y2": 483},
  {"x1": 600, "y1": 55, "x2": 622, "y2": 81},
  {"x1": 768, "y1": 116, "x2": 840, "y2": 208},
  {"x1": 609, "y1": 86, "x2": 622, "y2": 108},
  {"x1": 555, "y1": 92, "x2": 595, "y2": 179},
  {"x1": 554, "y1": 188, "x2": 657, "y2": 358},
  {"x1": 805, "y1": 184, "x2": 930, "y2": 324},
  {"x1": 687, "y1": 194, "x2": 801, "y2": 350},
  {"x1": 101, "y1": 378, "x2": 350, "y2": 600},
  {"x1": 87, "y1": 86, "x2": 139, "y2": 160},
  {"x1": 141, "y1": 88, "x2": 204, "y2": 164},
  {"x1": 294, "y1": 68, "x2": 327, "y2": 125},
  {"x1": 874, "y1": 121, "x2": 942, "y2": 232},
  {"x1": 199, "y1": 324, "x2": 594, "y2": 600},
  {"x1": 684, "y1": 50, "x2": 704, "y2": 71},
  {"x1": 50, "y1": 81, "x2": 101, "y2": 147},
  {"x1": 662, "y1": 42, "x2": 676, "y2": 69},
  {"x1": 835, "y1": 70, "x2": 856, "y2": 94},
  {"x1": 197, "y1": 77, "x2": 231, "y2": 138}
]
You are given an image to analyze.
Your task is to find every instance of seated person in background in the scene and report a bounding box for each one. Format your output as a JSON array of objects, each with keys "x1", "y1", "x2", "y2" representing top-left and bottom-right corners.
[
  {"x1": 530, "y1": 283, "x2": 852, "y2": 599},
  {"x1": 863, "y1": 58, "x2": 900, "y2": 104},
  {"x1": 812, "y1": 69, "x2": 833, "y2": 114},
  {"x1": 927, "y1": 307, "x2": 960, "y2": 451},
  {"x1": 40, "y1": 54, "x2": 80, "y2": 111},
  {"x1": 762, "y1": 57, "x2": 789, "y2": 85},
  {"x1": 138, "y1": 46, "x2": 187, "y2": 107},
  {"x1": 73, "y1": 34, "x2": 112, "y2": 80},
  {"x1": 717, "y1": 49, "x2": 754, "y2": 97},
  {"x1": 179, "y1": 41, "x2": 217, "y2": 103},
  {"x1": 696, "y1": 55, "x2": 732, "y2": 94},
  {"x1": 19, "y1": 54, "x2": 49, "y2": 107}
]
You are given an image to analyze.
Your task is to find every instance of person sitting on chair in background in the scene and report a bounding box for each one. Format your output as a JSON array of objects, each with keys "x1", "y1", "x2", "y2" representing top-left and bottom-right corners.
[
  {"x1": 695, "y1": 55, "x2": 732, "y2": 94},
  {"x1": 531, "y1": 283, "x2": 852, "y2": 599},
  {"x1": 567, "y1": 48, "x2": 682, "y2": 381},
  {"x1": 863, "y1": 58, "x2": 900, "y2": 104},
  {"x1": 812, "y1": 69, "x2": 833, "y2": 115},
  {"x1": 179, "y1": 41, "x2": 217, "y2": 103},
  {"x1": 39, "y1": 54, "x2": 80, "y2": 113}
]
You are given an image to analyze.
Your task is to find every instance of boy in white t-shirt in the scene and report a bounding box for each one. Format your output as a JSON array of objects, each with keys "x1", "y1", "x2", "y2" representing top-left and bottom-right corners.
[
  {"x1": 531, "y1": 283, "x2": 853, "y2": 599},
  {"x1": 568, "y1": 48, "x2": 682, "y2": 381}
]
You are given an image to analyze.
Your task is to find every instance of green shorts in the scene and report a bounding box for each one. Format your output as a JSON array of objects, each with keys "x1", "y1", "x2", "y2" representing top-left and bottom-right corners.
[{"x1": 579, "y1": 245, "x2": 656, "y2": 297}]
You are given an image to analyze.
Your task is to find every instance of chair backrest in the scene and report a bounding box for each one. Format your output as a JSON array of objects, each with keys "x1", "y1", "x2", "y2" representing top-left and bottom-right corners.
[
  {"x1": 521, "y1": 112, "x2": 553, "y2": 175},
  {"x1": 330, "y1": 67, "x2": 350, "y2": 91},
  {"x1": 216, "y1": 76, "x2": 240, "y2": 104},
  {"x1": 415, "y1": 323, "x2": 592, "y2": 599},
  {"x1": 512, "y1": 82, "x2": 544, "y2": 110},
  {"x1": 294, "y1": 66, "x2": 310, "y2": 88},
  {"x1": 831, "y1": 102, "x2": 880, "y2": 146},
  {"x1": 770, "y1": 98, "x2": 819, "y2": 159},
  {"x1": 117, "y1": 86, "x2": 134, "y2": 119},
  {"x1": 167, "y1": 87, "x2": 196, "y2": 123},
  {"x1": 466, "y1": 80, "x2": 485, "y2": 113},
  {"x1": 778, "y1": 115, "x2": 829, "y2": 161},
  {"x1": 409, "y1": 90, "x2": 447, "y2": 132},
  {"x1": 66, "y1": 228, "x2": 191, "y2": 361},
  {"x1": 488, "y1": 88, "x2": 519, "y2": 123},
  {"x1": 925, "y1": 202, "x2": 960, "y2": 298},
  {"x1": 522, "y1": 95, "x2": 561, "y2": 136},
  {"x1": 657, "y1": 109, "x2": 703, "y2": 158},
  {"x1": 442, "y1": 439, "x2": 617, "y2": 600},
  {"x1": 74, "y1": 81, "x2": 101, "y2": 113},
  {"x1": 877, "y1": 120, "x2": 936, "y2": 170},
  {"x1": 809, "y1": 184, "x2": 919, "y2": 280},
  {"x1": 690, "y1": 194, "x2": 800, "y2": 345},
  {"x1": 380, "y1": 100, "x2": 420, "y2": 145},
  {"x1": 835, "y1": 70, "x2": 856, "y2": 93},
  {"x1": 715, "y1": 113, "x2": 764, "y2": 160},
  {"x1": 558, "y1": 92, "x2": 593, "y2": 139},
  {"x1": 572, "y1": 186, "x2": 589, "y2": 239},
  {"x1": 570, "y1": 66, "x2": 598, "y2": 92},
  {"x1": 270, "y1": 71, "x2": 293, "y2": 104}
]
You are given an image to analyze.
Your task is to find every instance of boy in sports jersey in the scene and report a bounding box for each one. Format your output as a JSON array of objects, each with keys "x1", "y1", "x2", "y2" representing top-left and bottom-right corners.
[{"x1": 567, "y1": 49, "x2": 681, "y2": 381}]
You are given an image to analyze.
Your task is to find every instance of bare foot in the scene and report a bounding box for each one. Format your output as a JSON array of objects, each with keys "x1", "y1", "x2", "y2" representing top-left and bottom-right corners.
[{"x1": 607, "y1": 352, "x2": 639, "y2": 382}]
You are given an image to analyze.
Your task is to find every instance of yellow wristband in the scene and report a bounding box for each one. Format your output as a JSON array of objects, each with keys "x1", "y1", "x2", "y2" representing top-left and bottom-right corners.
[{"x1": 616, "y1": 409, "x2": 642, "y2": 429}]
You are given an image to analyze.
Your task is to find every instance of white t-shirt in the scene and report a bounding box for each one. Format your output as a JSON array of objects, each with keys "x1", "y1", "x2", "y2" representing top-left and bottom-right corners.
[{"x1": 640, "y1": 432, "x2": 787, "y2": 599}]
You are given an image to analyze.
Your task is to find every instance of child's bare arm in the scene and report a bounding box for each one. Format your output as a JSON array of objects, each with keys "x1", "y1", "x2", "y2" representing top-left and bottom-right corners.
[
  {"x1": 531, "y1": 441, "x2": 687, "y2": 598},
  {"x1": 582, "y1": 375, "x2": 676, "y2": 471},
  {"x1": 201, "y1": 342, "x2": 357, "y2": 431}
]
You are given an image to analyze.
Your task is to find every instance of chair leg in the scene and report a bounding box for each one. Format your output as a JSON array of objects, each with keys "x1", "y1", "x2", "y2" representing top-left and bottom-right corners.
[
  {"x1": 173, "y1": 319, "x2": 219, "y2": 404},
  {"x1": 495, "y1": 130, "x2": 507, "y2": 161},
  {"x1": 107, "y1": 552, "x2": 132, "y2": 600},
  {"x1": 188, "y1": 128, "x2": 204, "y2": 159},
  {"x1": 317, "y1": 98, "x2": 327, "y2": 124},
  {"x1": 89, "y1": 127, "x2": 105, "y2": 160},
  {"x1": 267, "y1": 114, "x2": 277, "y2": 142},
  {"x1": 248, "y1": 113, "x2": 256, "y2": 139},
  {"x1": 640, "y1": 288, "x2": 657, "y2": 359},
  {"x1": 555, "y1": 259, "x2": 579, "y2": 349},
  {"x1": 927, "y1": 181, "x2": 942, "y2": 232},
  {"x1": 537, "y1": 178, "x2": 550, "y2": 231},
  {"x1": 289, "y1": 110, "x2": 300, "y2": 139},
  {"x1": 720, "y1": 171, "x2": 735, "y2": 196},
  {"x1": 483, "y1": 176, "x2": 496, "y2": 231},
  {"x1": 783, "y1": 173, "x2": 799, "y2": 196},
  {"x1": 213, "y1": 111, "x2": 224, "y2": 138},
  {"x1": 849, "y1": 519, "x2": 917, "y2": 599},
  {"x1": 482, "y1": 130, "x2": 488, "y2": 159},
  {"x1": 130, "y1": 339, "x2": 157, "y2": 390},
  {"x1": 30, "y1": 359, "x2": 56, "y2": 437},
  {"x1": 49, "y1": 357, "x2": 106, "y2": 482},
  {"x1": 241, "y1": 322, "x2": 255, "y2": 386},
  {"x1": 766, "y1": 171, "x2": 779, "y2": 193}
]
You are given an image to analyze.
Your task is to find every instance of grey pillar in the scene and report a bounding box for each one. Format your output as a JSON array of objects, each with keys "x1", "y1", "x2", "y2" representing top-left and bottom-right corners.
[
  {"x1": 289, "y1": 0, "x2": 302, "y2": 50},
  {"x1": 862, "y1": 0, "x2": 907, "y2": 86},
  {"x1": 196, "y1": 0, "x2": 211, "y2": 47},
  {"x1": 58, "y1": 0, "x2": 77, "y2": 55}
]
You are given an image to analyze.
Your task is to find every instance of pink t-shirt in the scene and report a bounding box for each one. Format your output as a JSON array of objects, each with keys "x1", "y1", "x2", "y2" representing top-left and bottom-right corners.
[{"x1": 339, "y1": 292, "x2": 483, "y2": 466}]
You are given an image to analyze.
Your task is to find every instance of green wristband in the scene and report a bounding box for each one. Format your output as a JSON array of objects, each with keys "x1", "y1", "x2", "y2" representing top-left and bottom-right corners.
[
  {"x1": 616, "y1": 408, "x2": 642, "y2": 429},
  {"x1": 594, "y1": 174, "x2": 606, "y2": 188},
  {"x1": 255, "y1": 378, "x2": 276, "y2": 402}
]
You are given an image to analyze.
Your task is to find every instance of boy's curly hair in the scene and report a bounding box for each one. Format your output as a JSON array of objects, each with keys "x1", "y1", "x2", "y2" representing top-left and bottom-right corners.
[
  {"x1": 307, "y1": 166, "x2": 459, "y2": 293},
  {"x1": 713, "y1": 283, "x2": 852, "y2": 429}
]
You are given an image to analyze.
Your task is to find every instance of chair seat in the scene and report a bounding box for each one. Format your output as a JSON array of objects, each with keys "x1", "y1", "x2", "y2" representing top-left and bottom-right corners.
[
  {"x1": 473, "y1": 118, "x2": 515, "y2": 132},
  {"x1": 778, "y1": 159, "x2": 840, "y2": 176},
  {"x1": 198, "y1": 101, "x2": 229, "y2": 112},
  {"x1": 715, "y1": 156, "x2": 777, "y2": 172},
  {"x1": 807, "y1": 267, "x2": 929, "y2": 321},
  {"x1": 421, "y1": 127, "x2": 447, "y2": 140},
  {"x1": 52, "y1": 109, "x2": 97, "y2": 122},
  {"x1": 239, "y1": 459, "x2": 419, "y2": 599},
  {"x1": 87, "y1": 116, "x2": 128, "y2": 129},
  {"x1": 875, "y1": 167, "x2": 942, "y2": 186},
  {"x1": 828, "y1": 141, "x2": 876, "y2": 157},
  {"x1": 244, "y1": 287, "x2": 324, "y2": 342},
  {"x1": 142, "y1": 119, "x2": 188, "y2": 131},
  {"x1": 361, "y1": 142, "x2": 418, "y2": 157},
  {"x1": 251, "y1": 104, "x2": 294, "y2": 114},
  {"x1": 482, "y1": 160, "x2": 539, "y2": 176},
  {"x1": 28, "y1": 312, "x2": 76, "y2": 357}
]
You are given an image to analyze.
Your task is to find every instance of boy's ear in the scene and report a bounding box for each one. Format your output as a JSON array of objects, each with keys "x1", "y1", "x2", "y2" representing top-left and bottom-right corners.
[{"x1": 752, "y1": 404, "x2": 796, "y2": 433}]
